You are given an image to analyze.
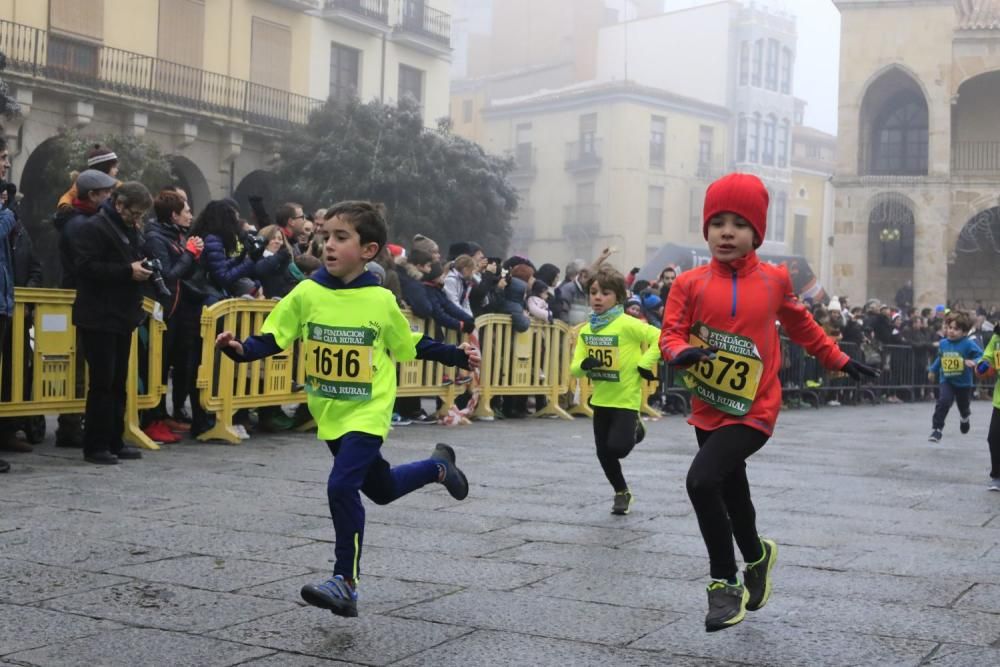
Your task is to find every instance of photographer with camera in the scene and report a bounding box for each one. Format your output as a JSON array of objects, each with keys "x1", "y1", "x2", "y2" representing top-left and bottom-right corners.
[{"x1": 72, "y1": 182, "x2": 155, "y2": 464}]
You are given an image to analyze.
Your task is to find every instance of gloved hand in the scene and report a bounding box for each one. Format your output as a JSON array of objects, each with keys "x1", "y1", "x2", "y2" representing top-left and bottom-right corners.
[
  {"x1": 462, "y1": 320, "x2": 475, "y2": 334},
  {"x1": 841, "y1": 358, "x2": 879, "y2": 380},
  {"x1": 185, "y1": 236, "x2": 203, "y2": 259},
  {"x1": 637, "y1": 366, "x2": 657, "y2": 381},
  {"x1": 666, "y1": 346, "x2": 717, "y2": 368},
  {"x1": 976, "y1": 360, "x2": 992, "y2": 375},
  {"x1": 580, "y1": 356, "x2": 603, "y2": 371}
]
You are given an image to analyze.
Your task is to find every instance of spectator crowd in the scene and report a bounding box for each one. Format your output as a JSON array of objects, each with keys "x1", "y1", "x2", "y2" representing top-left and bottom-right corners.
[{"x1": 0, "y1": 138, "x2": 996, "y2": 472}]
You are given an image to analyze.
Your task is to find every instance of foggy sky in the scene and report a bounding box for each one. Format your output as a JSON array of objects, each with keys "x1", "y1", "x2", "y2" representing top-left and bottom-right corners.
[{"x1": 669, "y1": 0, "x2": 841, "y2": 134}]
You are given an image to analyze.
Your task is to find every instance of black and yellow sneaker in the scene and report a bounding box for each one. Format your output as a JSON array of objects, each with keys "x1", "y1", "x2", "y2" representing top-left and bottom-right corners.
[
  {"x1": 704, "y1": 579, "x2": 749, "y2": 632},
  {"x1": 744, "y1": 538, "x2": 778, "y2": 611},
  {"x1": 611, "y1": 490, "x2": 633, "y2": 515}
]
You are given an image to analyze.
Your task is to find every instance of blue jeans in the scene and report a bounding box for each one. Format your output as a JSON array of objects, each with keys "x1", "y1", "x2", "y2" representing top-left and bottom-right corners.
[
  {"x1": 325, "y1": 432, "x2": 439, "y2": 580},
  {"x1": 932, "y1": 383, "x2": 971, "y2": 431}
]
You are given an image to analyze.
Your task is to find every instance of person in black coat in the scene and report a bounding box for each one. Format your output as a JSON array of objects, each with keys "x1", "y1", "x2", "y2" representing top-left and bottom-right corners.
[
  {"x1": 143, "y1": 190, "x2": 204, "y2": 430},
  {"x1": 72, "y1": 182, "x2": 155, "y2": 465},
  {"x1": 395, "y1": 247, "x2": 435, "y2": 319},
  {"x1": 422, "y1": 262, "x2": 475, "y2": 337}
]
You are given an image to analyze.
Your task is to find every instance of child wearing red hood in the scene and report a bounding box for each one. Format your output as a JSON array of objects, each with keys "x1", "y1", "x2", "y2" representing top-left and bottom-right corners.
[{"x1": 659, "y1": 173, "x2": 877, "y2": 633}]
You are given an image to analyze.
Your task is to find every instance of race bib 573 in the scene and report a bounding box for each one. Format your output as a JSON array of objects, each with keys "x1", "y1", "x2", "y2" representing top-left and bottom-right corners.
[{"x1": 682, "y1": 321, "x2": 764, "y2": 416}]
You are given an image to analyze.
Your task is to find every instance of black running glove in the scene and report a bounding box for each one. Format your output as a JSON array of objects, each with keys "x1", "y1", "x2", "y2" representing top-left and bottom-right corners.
[
  {"x1": 841, "y1": 358, "x2": 879, "y2": 380},
  {"x1": 666, "y1": 346, "x2": 717, "y2": 368},
  {"x1": 637, "y1": 366, "x2": 657, "y2": 381},
  {"x1": 580, "y1": 357, "x2": 603, "y2": 371}
]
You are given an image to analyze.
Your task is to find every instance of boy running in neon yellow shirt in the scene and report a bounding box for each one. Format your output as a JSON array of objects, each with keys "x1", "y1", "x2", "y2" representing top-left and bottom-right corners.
[
  {"x1": 570, "y1": 266, "x2": 662, "y2": 515},
  {"x1": 216, "y1": 201, "x2": 479, "y2": 618}
]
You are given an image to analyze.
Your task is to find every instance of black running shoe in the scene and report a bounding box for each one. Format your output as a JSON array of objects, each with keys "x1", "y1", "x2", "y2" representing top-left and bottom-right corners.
[
  {"x1": 611, "y1": 490, "x2": 633, "y2": 515},
  {"x1": 704, "y1": 580, "x2": 749, "y2": 632},
  {"x1": 960, "y1": 418, "x2": 970, "y2": 434},
  {"x1": 301, "y1": 575, "x2": 358, "y2": 617},
  {"x1": 430, "y1": 444, "x2": 469, "y2": 500},
  {"x1": 744, "y1": 538, "x2": 777, "y2": 611}
]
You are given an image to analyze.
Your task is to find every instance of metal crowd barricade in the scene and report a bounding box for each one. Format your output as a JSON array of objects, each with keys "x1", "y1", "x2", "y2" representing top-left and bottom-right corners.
[
  {"x1": 396, "y1": 309, "x2": 460, "y2": 413},
  {"x1": 0, "y1": 288, "x2": 166, "y2": 450},
  {"x1": 473, "y1": 314, "x2": 573, "y2": 420},
  {"x1": 194, "y1": 298, "x2": 305, "y2": 443}
]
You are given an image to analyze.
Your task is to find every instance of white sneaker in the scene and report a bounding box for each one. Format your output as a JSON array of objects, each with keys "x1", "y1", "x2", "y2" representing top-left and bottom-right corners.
[
  {"x1": 989, "y1": 478, "x2": 1000, "y2": 492},
  {"x1": 826, "y1": 400, "x2": 841, "y2": 407},
  {"x1": 233, "y1": 424, "x2": 250, "y2": 440}
]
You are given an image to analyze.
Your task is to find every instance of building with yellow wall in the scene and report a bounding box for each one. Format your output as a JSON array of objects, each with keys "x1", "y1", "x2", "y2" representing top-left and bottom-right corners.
[
  {"x1": 790, "y1": 106, "x2": 837, "y2": 293},
  {"x1": 0, "y1": 0, "x2": 453, "y2": 282},
  {"x1": 480, "y1": 80, "x2": 729, "y2": 271}
]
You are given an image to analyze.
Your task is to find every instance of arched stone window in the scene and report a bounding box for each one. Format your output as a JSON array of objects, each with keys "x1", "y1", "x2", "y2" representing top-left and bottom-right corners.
[{"x1": 871, "y1": 91, "x2": 928, "y2": 175}]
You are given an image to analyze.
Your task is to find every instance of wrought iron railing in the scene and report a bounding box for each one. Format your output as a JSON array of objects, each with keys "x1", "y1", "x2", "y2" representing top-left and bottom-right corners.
[
  {"x1": 952, "y1": 141, "x2": 1000, "y2": 173},
  {"x1": 565, "y1": 139, "x2": 603, "y2": 171},
  {"x1": 325, "y1": 0, "x2": 390, "y2": 24},
  {"x1": 0, "y1": 19, "x2": 324, "y2": 130},
  {"x1": 397, "y1": 0, "x2": 451, "y2": 44},
  {"x1": 563, "y1": 204, "x2": 601, "y2": 235}
]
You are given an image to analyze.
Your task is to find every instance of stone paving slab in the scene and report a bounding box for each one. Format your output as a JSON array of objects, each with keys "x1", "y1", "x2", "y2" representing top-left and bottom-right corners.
[
  {"x1": 2, "y1": 403, "x2": 999, "y2": 665},
  {"x1": 3, "y1": 628, "x2": 272, "y2": 667},
  {"x1": 392, "y1": 629, "x2": 722, "y2": 667},
  {"x1": 209, "y1": 608, "x2": 473, "y2": 666},
  {"x1": 0, "y1": 558, "x2": 130, "y2": 604},
  {"x1": 0, "y1": 603, "x2": 120, "y2": 655},
  {"x1": 391, "y1": 589, "x2": 677, "y2": 645},
  {"x1": 106, "y1": 554, "x2": 313, "y2": 592},
  {"x1": 38, "y1": 581, "x2": 298, "y2": 632}
]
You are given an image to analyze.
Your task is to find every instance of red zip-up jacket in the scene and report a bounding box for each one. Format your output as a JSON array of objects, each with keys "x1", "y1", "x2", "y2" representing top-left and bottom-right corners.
[{"x1": 659, "y1": 251, "x2": 848, "y2": 436}]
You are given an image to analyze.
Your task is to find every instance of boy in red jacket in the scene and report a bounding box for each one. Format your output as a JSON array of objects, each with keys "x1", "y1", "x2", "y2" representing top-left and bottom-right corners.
[{"x1": 659, "y1": 173, "x2": 876, "y2": 632}]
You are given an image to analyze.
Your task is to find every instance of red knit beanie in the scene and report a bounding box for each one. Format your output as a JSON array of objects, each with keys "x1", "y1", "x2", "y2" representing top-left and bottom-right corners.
[{"x1": 702, "y1": 173, "x2": 769, "y2": 247}]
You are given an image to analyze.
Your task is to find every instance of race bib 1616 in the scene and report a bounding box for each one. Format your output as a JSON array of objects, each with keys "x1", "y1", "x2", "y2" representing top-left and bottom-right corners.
[{"x1": 304, "y1": 323, "x2": 374, "y2": 401}]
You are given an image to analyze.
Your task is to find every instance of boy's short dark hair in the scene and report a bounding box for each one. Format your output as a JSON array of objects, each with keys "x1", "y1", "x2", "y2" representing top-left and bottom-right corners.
[
  {"x1": 154, "y1": 191, "x2": 186, "y2": 224},
  {"x1": 325, "y1": 201, "x2": 388, "y2": 255},
  {"x1": 585, "y1": 266, "x2": 628, "y2": 305},
  {"x1": 944, "y1": 309, "x2": 973, "y2": 332}
]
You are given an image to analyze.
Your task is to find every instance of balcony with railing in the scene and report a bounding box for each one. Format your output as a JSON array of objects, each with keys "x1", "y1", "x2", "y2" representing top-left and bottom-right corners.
[
  {"x1": 391, "y1": 1, "x2": 451, "y2": 55},
  {"x1": 0, "y1": 19, "x2": 324, "y2": 131},
  {"x1": 321, "y1": 0, "x2": 391, "y2": 34},
  {"x1": 563, "y1": 204, "x2": 601, "y2": 238},
  {"x1": 508, "y1": 145, "x2": 537, "y2": 179},
  {"x1": 565, "y1": 139, "x2": 603, "y2": 172},
  {"x1": 952, "y1": 141, "x2": 1000, "y2": 175}
]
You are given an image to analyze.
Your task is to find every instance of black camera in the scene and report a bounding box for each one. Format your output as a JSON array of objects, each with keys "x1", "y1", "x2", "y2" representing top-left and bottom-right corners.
[
  {"x1": 243, "y1": 233, "x2": 268, "y2": 261},
  {"x1": 141, "y1": 258, "x2": 172, "y2": 298}
]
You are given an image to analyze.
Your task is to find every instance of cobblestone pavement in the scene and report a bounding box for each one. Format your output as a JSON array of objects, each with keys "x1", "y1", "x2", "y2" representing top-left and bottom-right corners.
[{"x1": 1, "y1": 402, "x2": 999, "y2": 666}]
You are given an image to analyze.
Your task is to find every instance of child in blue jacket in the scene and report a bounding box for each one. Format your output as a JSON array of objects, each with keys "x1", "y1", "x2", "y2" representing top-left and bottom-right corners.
[{"x1": 928, "y1": 310, "x2": 983, "y2": 443}]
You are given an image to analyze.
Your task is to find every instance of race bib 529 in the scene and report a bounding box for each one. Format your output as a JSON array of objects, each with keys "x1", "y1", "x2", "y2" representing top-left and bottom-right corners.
[
  {"x1": 682, "y1": 321, "x2": 764, "y2": 416},
  {"x1": 941, "y1": 352, "x2": 964, "y2": 376},
  {"x1": 304, "y1": 323, "x2": 374, "y2": 400}
]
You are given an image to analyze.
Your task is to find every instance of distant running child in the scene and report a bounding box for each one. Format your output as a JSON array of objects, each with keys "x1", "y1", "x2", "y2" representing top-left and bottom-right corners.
[
  {"x1": 927, "y1": 309, "x2": 983, "y2": 443},
  {"x1": 659, "y1": 173, "x2": 877, "y2": 632},
  {"x1": 570, "y1": 266, "x2": 661, "y2": 515}
]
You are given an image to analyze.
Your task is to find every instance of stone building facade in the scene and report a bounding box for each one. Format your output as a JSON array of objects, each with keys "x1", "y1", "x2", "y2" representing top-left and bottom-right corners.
[{"x1": 833, "y1": 0, "x2": 1000, "y2": 308}]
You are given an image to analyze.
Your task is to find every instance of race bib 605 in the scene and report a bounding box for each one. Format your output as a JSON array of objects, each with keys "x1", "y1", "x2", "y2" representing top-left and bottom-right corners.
[{"x1": 583, "y1": 333, "x2": 620, "y2": 382}]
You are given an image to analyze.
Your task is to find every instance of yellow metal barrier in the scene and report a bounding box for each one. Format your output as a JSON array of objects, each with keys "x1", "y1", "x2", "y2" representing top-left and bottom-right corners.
[
  {"x1": 565, "y1": 322, "x2": 663, "y2": 419},
  {"x1": 0, "y1": 288, "x2": 166, "y2": 450},
  {"x1": 397, "y1": 309, "x2": 460, "y2": 414},
  {"x1": 473, "y1": 314, "x2": 572, "y2": 420},
  {"x1": 194, "y1": 298, "x2": 306, "y2": 443}
]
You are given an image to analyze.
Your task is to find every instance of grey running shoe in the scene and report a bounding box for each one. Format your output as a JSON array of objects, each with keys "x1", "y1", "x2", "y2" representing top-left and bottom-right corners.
[
  {"x1": 705, "y1": 579, "x2": 749, "y2": 632},
  {"x1": 744, "y1": 538, "x2": 778, "y2": 611},
  {"x1": 301, "y1": 575, "x2": 358, "y2": 617},
  {"x1": 989, "y1": 478, "x2": 1000, "y2": 492},
  {"x1": 928, "y1": 429, "x2": 942, "y2": 443},
  {"x1": 611, "y1": 490, "x2": 633, "y2": 515}
]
